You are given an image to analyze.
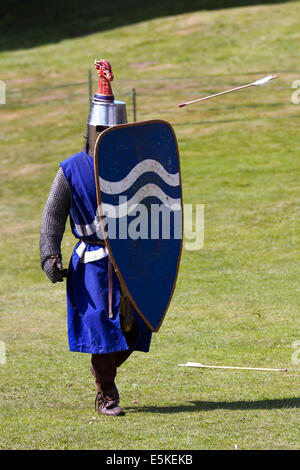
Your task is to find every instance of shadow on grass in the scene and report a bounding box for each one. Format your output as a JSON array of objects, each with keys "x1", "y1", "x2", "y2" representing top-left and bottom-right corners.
[
  {"x1": 0, "y1": 0, "x2": 293, "y2": 53},
  {"x1": 127, "y1": 397, "x2": 300, "y2": 413}
]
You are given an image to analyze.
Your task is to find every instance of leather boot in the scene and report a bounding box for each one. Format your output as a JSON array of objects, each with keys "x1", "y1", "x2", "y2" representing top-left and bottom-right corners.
[
  {"x1": 91, "y1": 354, "x2": 125, "y2": 416},
  {"x1": 94, "y1": 384, "x2": 124, "y2": 416}
]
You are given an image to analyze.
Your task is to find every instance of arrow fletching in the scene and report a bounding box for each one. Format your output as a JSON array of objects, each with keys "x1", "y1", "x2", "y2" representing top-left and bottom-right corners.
[{"x1": 252, "y1": 75, "x2": 278, "y2": 86}]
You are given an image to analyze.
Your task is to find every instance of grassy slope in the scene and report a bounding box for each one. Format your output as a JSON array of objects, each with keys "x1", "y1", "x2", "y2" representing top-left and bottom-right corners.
[{"x1": 0, "y1": 2, "x2": 300, "y2": 450}]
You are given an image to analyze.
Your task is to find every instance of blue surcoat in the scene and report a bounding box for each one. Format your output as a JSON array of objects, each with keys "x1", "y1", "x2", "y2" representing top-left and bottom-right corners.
[{"x1": 60, "y1": 151, "x2": 152, "y2": 354}]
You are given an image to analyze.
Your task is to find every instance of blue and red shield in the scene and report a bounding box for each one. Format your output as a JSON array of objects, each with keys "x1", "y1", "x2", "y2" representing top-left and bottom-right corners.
[{"x1": 94, "y1": 120, "x2": 182, "y2": 331}]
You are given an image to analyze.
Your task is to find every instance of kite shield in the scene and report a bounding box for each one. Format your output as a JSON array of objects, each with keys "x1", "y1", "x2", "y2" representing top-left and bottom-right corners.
[{"x1": 94, "y1": 120, "x2": 183, "y2": 332}]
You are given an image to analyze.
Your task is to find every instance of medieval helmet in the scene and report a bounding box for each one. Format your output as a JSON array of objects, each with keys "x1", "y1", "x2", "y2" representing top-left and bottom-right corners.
[{"x1": 86, "y1": 59, "x2": 127, "y2": 155}]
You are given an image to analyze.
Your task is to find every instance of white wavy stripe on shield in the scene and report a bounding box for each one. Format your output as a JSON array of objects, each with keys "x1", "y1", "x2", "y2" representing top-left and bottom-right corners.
[
  {"x1": 99, "y1": 159, "x2": 180, "y2": 195},
  {"x1": 101, "y1": 183, "x2": 181, "y2": 218},
  {"x1": 75, "y1": 183, "x2": 182, "y2": 234}
]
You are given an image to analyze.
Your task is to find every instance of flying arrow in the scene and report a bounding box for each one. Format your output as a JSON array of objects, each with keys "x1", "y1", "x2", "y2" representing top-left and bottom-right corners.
[{"x1": 178, "y1": 75, "x2": 278, "y2": 108}]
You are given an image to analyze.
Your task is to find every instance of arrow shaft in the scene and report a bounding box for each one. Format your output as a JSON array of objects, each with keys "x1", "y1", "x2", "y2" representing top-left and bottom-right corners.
[
  {"x1": 198, "y1": 364, "x2": 286, "y2": 372},
  {"x1": 180, "y1": 83, "x2": 253, "y2": 107},
  {"x1": 178, "y1": 363, "x2": 287, "y2": 372}
]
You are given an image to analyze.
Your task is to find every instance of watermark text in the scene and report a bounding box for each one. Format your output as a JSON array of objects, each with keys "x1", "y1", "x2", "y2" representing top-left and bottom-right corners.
[
  {"x1": 0, "y1": 80, "x2": 6, "y2": 104},
  {"x1": 0, "y1": 341, "x2": 6, "y2": 365}
]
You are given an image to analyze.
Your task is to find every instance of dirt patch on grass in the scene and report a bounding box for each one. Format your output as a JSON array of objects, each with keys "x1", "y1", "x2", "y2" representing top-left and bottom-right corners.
[
  {"x1": 130, "y1": 61, "x2": 158, "y2": 69},
  {"x1": 175, "y1": 11, "x2": 208, "y2": 35},
  {"x1": 176, "y1": 26, "x2": 201, "y2": 36},
  {"x1": 31, "y1": 90, "x2": 68, "y2": 104},
  {"x1": 0, "y1": 107, "x2": 37, "y2": 123},
  {"x1": 9, "y1": 77, "x2": 36, "y2": 85},
  {"x1": 0, "y1": 222, "x2": 26, "y2": 237},
  {"x1": 0, "y1": 168, "x2": 9, "y2": 178},
  {"x1": 165, "y1": 80, "x2": 200, "y2": 91},
  {"x1": 16, "y1": 163, "x2": 46, "y2": 176},
  {"x1": 177, "y1": 13, "x2": 202, "y2": 28}
]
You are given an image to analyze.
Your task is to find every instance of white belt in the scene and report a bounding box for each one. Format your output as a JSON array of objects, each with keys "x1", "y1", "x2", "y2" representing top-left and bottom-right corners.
[{"x1": 76, "y1": 241, "x2": 108, "y2": 264}]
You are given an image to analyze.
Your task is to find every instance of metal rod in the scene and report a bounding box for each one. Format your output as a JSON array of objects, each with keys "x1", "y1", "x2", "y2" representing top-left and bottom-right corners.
[
  {"x1": 88, "y1": 69, "x2": 92, "y2": 107},
  {"x1": 132, "y1": 88, "x2": 137, "y2": 122},
  {"x1": 178, "y1": 362, "x2": 287, "y2": 372}
]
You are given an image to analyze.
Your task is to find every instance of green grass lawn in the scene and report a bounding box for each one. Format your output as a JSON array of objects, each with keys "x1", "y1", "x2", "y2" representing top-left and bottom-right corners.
[{"x1": 0, "y1": 1, "x2": 299, "y2": 450}]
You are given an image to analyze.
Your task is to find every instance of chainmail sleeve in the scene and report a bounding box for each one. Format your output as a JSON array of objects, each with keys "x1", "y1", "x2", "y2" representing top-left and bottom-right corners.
[{"x1": 40, "y1": 167, "x2": 71, "y2": 269}]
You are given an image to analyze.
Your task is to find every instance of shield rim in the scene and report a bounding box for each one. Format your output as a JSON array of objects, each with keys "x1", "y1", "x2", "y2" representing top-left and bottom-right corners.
[{"x1": 94, "y1": 119, "x2": 183, "y2": 332}]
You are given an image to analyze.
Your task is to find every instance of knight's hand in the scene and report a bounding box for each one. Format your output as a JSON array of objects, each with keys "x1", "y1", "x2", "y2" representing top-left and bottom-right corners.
[{"x1": 43, "y1": 255, "x2": 68, "y2": 284}]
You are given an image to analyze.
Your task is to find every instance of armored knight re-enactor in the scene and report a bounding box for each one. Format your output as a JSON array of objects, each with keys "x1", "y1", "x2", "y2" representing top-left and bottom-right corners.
[{"x1": 40, "y1": 59, "x2": 152, "y2": 416}]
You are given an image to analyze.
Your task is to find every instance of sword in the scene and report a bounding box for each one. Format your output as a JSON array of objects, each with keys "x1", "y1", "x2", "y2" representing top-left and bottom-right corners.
[{"x1": 178, "y1": 75, "x2": 278, "y2": 108}]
